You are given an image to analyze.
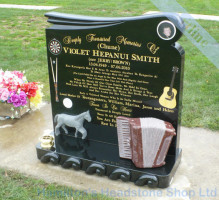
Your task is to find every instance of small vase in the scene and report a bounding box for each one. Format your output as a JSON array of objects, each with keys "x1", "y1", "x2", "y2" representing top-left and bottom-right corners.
[{"x1": 0, "y1": 99, "x2": 30, "y2": 118}]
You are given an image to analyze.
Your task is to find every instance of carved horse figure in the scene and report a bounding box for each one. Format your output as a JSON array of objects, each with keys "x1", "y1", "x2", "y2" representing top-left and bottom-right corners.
[{"x1": 54, "y1": 111, "x2": 91, "y2": 139}]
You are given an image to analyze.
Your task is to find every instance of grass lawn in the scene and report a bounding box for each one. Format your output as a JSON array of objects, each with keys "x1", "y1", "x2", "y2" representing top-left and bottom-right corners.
[
  {"x1": 0, "y1": 168, "x2": 113, "y2": 200},
  {"x1": 0, "y1": 1, "x2": 218, "y2": 130},
  {"x1": 0, "y1": 0, "x2": 219, "y2": 16}
]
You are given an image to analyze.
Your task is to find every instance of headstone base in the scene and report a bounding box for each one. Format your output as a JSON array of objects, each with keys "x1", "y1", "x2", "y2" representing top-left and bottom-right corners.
[{"x1": 36, "y1": 138, "x2": 181, "y2": 188}]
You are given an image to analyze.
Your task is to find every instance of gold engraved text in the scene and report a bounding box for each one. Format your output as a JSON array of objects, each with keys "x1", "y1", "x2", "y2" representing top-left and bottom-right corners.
[
  {"x1": 86, "y1": 34, "x2": 111, "y2": 42},
  {"x1": 116, "y1": 35, "x2": 142, "y2": 47}
]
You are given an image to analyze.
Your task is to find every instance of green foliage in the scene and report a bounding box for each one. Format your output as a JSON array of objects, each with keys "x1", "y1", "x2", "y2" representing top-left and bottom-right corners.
[
  {"x1": 0, "y1": 0, "x2": 219, "y2": 15},
  {"x1": 180, "y1": 20, "x2": 219, "y2": 130},
  {"x1": 0, "y1": 168, "x2": 113, "y2": 200}
]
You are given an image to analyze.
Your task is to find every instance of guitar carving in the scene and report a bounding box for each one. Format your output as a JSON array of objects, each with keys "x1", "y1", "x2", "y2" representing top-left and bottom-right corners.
[{"x1": 159, "y1": 66, "x2": 179, "y2": 109}]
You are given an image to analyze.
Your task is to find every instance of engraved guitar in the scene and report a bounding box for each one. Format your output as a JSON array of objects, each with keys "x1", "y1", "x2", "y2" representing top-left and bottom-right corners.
[{"x1": 159, "y1": 66, "x2": 179, "y2": 109}]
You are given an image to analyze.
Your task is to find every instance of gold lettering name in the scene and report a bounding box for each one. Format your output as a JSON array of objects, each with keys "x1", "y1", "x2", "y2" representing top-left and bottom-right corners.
[
  {"x1": 99, "y1": 43, "x2": 119, "y2": 51},
  {"x1": 92, "y1": 50, "x2": 129, "y2": 60},
  {"x1": 63, "y1": 47, "x2": 90, "y2": 55},
  {"x1": 131, "y1": 54, "x2": 160, "y2": 63}
]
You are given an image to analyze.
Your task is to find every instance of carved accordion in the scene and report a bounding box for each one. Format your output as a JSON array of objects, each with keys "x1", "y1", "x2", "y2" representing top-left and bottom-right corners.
[{"x1": 116, "y1": 117, "x2": 176, "y2": 168}]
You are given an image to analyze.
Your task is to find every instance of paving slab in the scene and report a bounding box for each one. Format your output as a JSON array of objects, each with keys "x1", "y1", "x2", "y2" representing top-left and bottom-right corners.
[
  {"x1": 0, "y1": 4, "x2": 59, "y2": 10},
  {"x1": 0, "y1": 103, "x2": 218, "y2": 200}
]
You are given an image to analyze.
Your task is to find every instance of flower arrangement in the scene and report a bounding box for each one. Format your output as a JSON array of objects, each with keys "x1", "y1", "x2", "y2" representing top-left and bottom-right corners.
[{"x1": 0, "y1": 69, "x2": 43, "y2": 118}]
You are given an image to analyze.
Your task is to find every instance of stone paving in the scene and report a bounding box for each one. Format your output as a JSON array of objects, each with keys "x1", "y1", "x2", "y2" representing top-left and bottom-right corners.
[
  {"x1": 0, "y1": 103, "x2": 218, "y2": 200},
  {"x1": 0, "y1": 4, "x2": 59, "y2": 10}
]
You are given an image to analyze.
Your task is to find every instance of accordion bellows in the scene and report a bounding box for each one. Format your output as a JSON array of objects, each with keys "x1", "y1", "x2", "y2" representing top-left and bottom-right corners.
[{"x1": 116, "y1": 117, "x2": 176, "y2": 168}]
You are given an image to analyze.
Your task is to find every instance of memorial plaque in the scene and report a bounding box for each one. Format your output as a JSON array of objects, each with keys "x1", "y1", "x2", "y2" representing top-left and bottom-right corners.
[{"x1": 36, "y1": 11, "x2": 185, "y2": 188}]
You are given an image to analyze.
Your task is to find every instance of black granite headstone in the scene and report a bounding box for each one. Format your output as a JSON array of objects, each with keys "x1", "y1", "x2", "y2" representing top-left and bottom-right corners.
[{"x1": 36, "y1": 11, "x2": 185, "y2": 188}]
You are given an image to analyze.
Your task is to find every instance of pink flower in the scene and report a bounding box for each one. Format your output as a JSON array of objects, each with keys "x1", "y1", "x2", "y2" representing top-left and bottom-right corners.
[
  {"x1": 10, "y1": 93, "x2": 19, "y2": 103},
  {"x1": 7, "y1": 91, "x2": 15, "y2": 103},
  {"x1": 7, "y1": 91, "x2": 27, "y2": 107},
  {"x1": 12, "y1": 71, "x2": 23, "y2": 79},
  {"x1": 19, "y1": 91, "x2": 26, "y2": 100},
  {"x1": 0, "y1": 88, "x2": 9, "y2": 101},
  {"x1": 21, "y1": 99, "x2": 27, "y2": 106},
  {"x1": 19, "y1": 91, "x2": 27, "y2": 106},
  {"x1": 0, "y1": 70, "x2": 35, "y2": 108},
  {"x1": 7, "y1": 93, "x2": 22, "y2": 107},
  {"x1": 0, "y1": 88, "x2": 4, "y2": 96},
  {"x1": 13, "y1": 99, "x2": 22, "y2": 107}
]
